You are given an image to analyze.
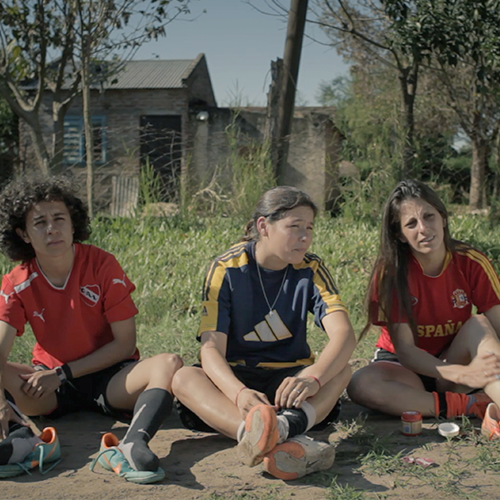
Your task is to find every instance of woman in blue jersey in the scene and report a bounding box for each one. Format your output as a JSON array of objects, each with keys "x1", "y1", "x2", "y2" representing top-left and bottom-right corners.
[{"x1": 173, "y1": 186, "x2": 356, "y2": 480}]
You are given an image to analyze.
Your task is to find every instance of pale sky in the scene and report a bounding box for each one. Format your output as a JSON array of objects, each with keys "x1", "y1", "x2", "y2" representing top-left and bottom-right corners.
[{"x1": 133, "y1": 0, "x2": 349, "y2": 106}]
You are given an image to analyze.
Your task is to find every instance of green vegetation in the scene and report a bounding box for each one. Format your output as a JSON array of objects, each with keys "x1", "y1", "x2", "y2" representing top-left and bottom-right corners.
[{"x1": 6, "y1": 208, "x2": 500, "y2": 368}]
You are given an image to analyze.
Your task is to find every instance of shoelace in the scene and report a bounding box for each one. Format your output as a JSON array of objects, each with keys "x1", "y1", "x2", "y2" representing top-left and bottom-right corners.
[
  {"x1": 488, "y1": 426, "x2": 500, "y2": 440},
  {"x1": 16, "y1": 443, "x2": 60, "y2": 475},
  {"x1": 89, "y1": 447, "x2": 123, "y2": 473}
]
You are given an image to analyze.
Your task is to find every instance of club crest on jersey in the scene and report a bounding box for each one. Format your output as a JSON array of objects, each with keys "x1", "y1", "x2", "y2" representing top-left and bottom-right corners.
[
  {"x1": 452, "y1": 289, "x2": 469, "y2": 309},
  {"x1": 80, "y1": 284, "x2": 101, "y2": 307}
]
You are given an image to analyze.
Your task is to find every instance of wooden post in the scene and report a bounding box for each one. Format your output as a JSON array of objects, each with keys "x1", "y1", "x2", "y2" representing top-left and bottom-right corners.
[
  {"x1": 275, "y1": 0, "x2": 309, "y2": 183},
  {"x1": 265, "y1": 58, "x2": 283, "y2": 176}
]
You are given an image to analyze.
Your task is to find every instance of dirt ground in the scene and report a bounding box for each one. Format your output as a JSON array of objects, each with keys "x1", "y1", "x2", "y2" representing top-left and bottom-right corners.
[{"x1": 2, "y1": 400, "x2": 500, "y2": 500}]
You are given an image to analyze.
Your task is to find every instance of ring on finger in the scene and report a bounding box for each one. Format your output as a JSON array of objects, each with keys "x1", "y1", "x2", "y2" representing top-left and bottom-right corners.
[
  {"x1": 495, "y1": 374, "x2": 500, "y2": 381},
  {"x1": 292, "y1": 388, "x2": 301, "y2": 394}
]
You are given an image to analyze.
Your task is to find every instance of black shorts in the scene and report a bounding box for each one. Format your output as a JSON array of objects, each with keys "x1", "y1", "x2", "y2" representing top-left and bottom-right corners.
[
  {"x1": 35, "y1": 359, "x2": 137, "y2": 421},
  {"x1": 176, "y1": 364, "x2": 342, "y2": 433},
  {"x1": 371, "y1": 348, "x2": 437, "y2": 393}
]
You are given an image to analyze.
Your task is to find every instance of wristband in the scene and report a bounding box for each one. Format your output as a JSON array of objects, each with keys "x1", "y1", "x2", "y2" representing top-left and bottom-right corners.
[
  {"x1": 309, "y1": 376, "x2": 321, "y2": 389},
  {"x1": 234, "y1": 386, "x2": 248, "y2": 406},
  {"x1": 61, "y1": 363, "x2": 73, "y2": 381},
  {"x1": 54, "y1": 366, "x2": 67, "y2": 385}
]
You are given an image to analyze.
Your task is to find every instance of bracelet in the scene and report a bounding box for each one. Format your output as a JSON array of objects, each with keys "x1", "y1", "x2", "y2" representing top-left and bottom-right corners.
[
  {"x1": 61, "y1": 363, "x2": 73, "y2": 381},
  {"x1": 234, "y1": 386, "x2": 248, "y2": 406},
  {"x1": 309, "y1": 376, "x2": 321, "y2": 389},
  {"x1": 54, "y1": 366, "x2": 67, "y2": 385}
]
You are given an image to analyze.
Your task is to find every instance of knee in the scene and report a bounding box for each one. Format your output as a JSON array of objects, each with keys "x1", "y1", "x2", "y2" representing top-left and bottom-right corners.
[
  {"x1": 171, "y1": 366, "x2": 200, "y2": 399},
  {"x1": 347, "y1": 366, "x2": 382, "y2": 408},
  {"x1": 149, "y1": 353, "x2": 183, "y2": 380},
  {"x1": 464, "y1": 314, "x2": 495, "y2": 338}
]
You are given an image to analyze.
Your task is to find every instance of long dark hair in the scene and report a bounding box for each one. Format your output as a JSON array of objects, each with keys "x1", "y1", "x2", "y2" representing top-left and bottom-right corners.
[
  {"x1": 359, "y1": 179, "x2": 464, "y2": 341},
  {"x1": 241, "y1": 186, "x2": 318, "y2": 241},
  {"x1": 0, "y1": 175, "x2": 91, "y2": 262}
]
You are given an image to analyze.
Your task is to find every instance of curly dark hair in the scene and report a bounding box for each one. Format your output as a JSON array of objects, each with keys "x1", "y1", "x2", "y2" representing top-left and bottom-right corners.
[{"x1": 0, "y1": 175, "x2": 91, "y2": 262}]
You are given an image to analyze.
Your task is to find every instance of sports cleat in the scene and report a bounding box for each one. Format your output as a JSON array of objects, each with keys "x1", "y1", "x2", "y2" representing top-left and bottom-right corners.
[
  {"x1": 237, "y1": 404, "x2": 279, "y2": 467},
  {"x1": 263, "y1": 435, "x2": 336, "y2": 480},
  {"x1": 0, "y1": 427, "x2": 61, "y2": 479},
  {"x1": 481, "y1": 403, "x2": 500, "y2": 440},
  {"x1": 89, "y1": 433, "x2": 165, "y2": 484}
]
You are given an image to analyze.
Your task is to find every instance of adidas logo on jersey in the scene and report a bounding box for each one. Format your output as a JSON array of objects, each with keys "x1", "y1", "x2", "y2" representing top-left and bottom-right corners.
[{"x1": 244, "y1": 311, "x2": 293, "y2": 342}]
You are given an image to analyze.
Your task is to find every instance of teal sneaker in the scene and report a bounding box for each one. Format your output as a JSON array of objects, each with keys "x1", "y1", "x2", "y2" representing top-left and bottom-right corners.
[
  {"x1": 0, "y1": 427, "x2": 61, "y2": 479},
  {"x1": 89, "y1": 433, "x2": 165, "y2": 484}
]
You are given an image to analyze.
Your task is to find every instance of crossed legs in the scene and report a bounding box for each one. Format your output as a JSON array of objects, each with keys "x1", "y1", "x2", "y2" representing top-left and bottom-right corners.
[{"x1": 348, "y1": 315, "x2": 500, "y2": 416}]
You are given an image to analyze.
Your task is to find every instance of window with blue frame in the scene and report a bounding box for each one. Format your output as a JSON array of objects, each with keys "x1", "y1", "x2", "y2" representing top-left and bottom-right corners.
[{"x1": 63, "y1": 115, "x2": 107, "y2": 165}]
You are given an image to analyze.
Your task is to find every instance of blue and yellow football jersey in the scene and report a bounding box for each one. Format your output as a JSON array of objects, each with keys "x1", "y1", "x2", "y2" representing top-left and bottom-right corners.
[{"x1": 198, "y1": 241, "x2": 348, "y2": 368}]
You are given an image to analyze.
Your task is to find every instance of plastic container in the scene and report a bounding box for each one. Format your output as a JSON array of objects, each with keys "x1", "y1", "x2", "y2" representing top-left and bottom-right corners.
[
  {"x1": 438, "y1": 422, "x2": 460, "y2": 438},
  {"x1": 401, "y1": 410, "x2": 423, "y2": 436}
]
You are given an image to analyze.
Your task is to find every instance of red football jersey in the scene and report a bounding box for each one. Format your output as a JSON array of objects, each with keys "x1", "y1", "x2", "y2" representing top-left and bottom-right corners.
[
  {"x1": 0, "y1": 243, "x2": 139, "y2": 368},
  {"x1": 373, "y1": 249, "x2": 500, "y2": 356}
]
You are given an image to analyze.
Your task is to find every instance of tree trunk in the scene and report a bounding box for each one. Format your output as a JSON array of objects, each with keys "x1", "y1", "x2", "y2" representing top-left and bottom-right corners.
[
  {"x1": 398, "y1": 64, "x2": 418, "y2": 179},
  {"x1": 50, "y1": 101, "x2": 68, "y2": 174},
  {"x1": 81, "y1": 43, "x2": 95, "y2": 218},
  {"x1": 469, "y1": 135, "x2": 488, "y2": 210},
  {"x1": 26, "y1": 122, "x2": 50, "y2": 175}
]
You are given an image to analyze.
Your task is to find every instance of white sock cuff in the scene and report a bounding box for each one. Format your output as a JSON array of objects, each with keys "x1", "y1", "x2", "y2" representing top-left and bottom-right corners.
[
  {"x1": 301, "y1": 401, "x2": 317, "y2": 432},
  {"x1": 236, "y1": 420, "x2": 246, "y2": 442}
]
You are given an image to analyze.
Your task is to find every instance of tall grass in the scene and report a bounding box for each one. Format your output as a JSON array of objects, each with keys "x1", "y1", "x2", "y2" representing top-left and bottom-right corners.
[{"x1": 5, "y1": 210, "x2": 500, "y2": 366}]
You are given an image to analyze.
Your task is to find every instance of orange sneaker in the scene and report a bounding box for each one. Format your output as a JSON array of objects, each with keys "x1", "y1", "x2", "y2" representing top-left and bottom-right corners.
[
  {"x1": 237, "y1": 405, "x2": 278, "y2": 467},
  {"x1": 481, "y1": 403, "x2": 500, "y2": 440},
  {"x1": 263, "y1": 435, "x2": 336, "y2": 480}
]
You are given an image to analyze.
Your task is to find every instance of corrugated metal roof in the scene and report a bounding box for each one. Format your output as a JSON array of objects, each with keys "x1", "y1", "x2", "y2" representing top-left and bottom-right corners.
[{"x1": 104, "y1": 59, "x2": 196, "y2": 89}]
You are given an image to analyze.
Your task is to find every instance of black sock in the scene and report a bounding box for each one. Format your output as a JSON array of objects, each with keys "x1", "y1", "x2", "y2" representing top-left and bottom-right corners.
[
  {"x1": 120, "y1": 388, "x2": 173, "y2": 472},
  {"x1": 438, "y1": 392, "x2": 447, "y2": 418},
  {"x1": 277, "y1": 408, "x2": 308, "y2": 438}
]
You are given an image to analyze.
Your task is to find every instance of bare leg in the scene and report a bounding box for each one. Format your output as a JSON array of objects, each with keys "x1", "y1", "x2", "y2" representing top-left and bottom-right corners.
[
  {"x1": 105, "y1": 353, "x2": 183, "y2": 410},
  {"x1": 172, "y1": 366, "x2": 242, "y2": 439},
  {"x1": 304, "y1": 364, "x2": 352, "y2": 424},
  {"x1": 442, "y1": 315, "x2": 500, "y2": 407},
  {"x1": 3, "y1": 363, "x2": 57, "y2": 416},
  {"x1": 347, "y1": 362, "x2": 435, "y2": 416}
]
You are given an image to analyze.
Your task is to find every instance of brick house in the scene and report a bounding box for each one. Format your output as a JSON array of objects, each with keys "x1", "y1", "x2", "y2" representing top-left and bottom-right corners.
[
  {"x1": 19, "y1": 54, "x2": 342, "y2": 212},
  {"x1": 20, "y1": 53, "x2": 216, "y2": 212}
]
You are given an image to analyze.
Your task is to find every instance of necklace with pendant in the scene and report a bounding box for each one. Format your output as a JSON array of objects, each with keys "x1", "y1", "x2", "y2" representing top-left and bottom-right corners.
[{"x1": 255, "y1": 253, "x2": 288, "y2": 316}]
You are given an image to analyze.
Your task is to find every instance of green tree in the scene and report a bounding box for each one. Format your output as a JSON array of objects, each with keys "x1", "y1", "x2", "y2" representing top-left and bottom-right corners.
[
  {"x1": 384, "y1": 0, "x2": 500, "y2": 209},
  {"x1": 0, "y1": 0, "x2": 80, "y2": 173},
  {"x1": 1, "y1": 0, "x2": 193, "y2": 190}
]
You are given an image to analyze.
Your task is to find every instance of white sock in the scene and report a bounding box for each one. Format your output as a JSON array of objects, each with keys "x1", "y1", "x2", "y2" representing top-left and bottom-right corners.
[{"x1": 276, "y1": 415, "x2": 290, "y2": 444}]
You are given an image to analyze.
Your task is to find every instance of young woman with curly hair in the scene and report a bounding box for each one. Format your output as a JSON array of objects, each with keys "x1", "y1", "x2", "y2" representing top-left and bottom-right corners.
[{"x1": 0, "y1": 175, "x2": 182, "y2": 483}]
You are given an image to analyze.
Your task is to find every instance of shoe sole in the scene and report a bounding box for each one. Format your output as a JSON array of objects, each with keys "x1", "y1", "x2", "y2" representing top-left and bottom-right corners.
[
  {"x1": 237, "y1": 405, "x2": 278, "y2": 467},
  {"x1": 0, "y1": 465, "x2": 26, "y2": 479},
  {"x1": 263, "y1": 440, "x2": 336, "y2": 480}
]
